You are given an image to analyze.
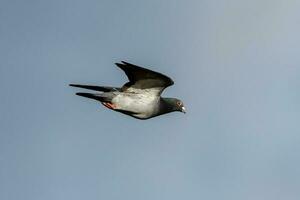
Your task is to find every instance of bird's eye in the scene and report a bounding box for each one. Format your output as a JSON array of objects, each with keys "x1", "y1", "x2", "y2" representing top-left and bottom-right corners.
[{"x1": 177, "y1": 101, "x2": 182, "y2": 106}]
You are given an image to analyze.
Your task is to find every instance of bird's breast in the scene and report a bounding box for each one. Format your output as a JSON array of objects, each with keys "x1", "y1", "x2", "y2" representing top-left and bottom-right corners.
[{"x1": 112, "y1": 93, "x2": 159, "y2": 117}]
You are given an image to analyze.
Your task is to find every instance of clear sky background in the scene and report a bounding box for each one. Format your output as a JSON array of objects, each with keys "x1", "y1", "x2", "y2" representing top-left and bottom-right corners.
[{"x1": 1, "y1": 0, "x2": 300, "y2": 200}]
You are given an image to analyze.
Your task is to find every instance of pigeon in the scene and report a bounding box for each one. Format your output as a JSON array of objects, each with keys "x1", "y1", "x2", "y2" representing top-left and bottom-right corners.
[{"x1": 70, "y1": 61, "x2": 186, "y2": 119}]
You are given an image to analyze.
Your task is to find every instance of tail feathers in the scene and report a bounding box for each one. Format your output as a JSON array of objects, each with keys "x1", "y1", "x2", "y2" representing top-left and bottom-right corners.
[
  {"x1": 70, "y1": 84, "x2": 120, "y2": 92},
  {"x1": 75, "y1": 92, "x2": 113, "y2": 102},
  {"x1": 76, "y1": 93, "x2": 102, "y2": 101}
]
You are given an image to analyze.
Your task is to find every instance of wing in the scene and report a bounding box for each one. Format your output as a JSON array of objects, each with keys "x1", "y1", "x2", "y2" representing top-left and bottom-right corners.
[{"x1": 115, "y1": 61, "x2": 174, "y2": 95}]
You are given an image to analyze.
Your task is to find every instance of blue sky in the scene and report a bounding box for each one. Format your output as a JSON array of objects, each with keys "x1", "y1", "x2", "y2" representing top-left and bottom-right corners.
[{"x1": 1, "y1": 0, "x2": 300, "y2": 200}]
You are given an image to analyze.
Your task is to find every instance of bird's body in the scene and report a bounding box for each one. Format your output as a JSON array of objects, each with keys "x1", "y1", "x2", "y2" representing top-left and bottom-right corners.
[
  {"x1": 112, "y1": 91, "x2": 160, "y2": 118},
  {"x1": 70, "y1": 61, "x2": 185, "y2": 119}
]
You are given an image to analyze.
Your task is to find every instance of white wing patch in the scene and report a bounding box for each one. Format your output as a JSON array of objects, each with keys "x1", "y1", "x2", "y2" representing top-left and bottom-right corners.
[{"x1": 124, "y1": 87, "x2": 164, "y2": 96}]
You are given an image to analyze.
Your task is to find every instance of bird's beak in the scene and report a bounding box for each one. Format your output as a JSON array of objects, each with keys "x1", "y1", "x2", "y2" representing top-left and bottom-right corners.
[{"x1": 181, "y1": 106, "x2": 186, "y2": 114}]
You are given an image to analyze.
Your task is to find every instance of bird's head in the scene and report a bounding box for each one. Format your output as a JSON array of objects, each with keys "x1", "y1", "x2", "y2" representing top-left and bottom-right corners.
[
  {"x1": 175, "y1": 99, "x2": 186, "y2": 113},
  {"x1": 164, "y1": 98, "x2": 186, "y2": 114}
]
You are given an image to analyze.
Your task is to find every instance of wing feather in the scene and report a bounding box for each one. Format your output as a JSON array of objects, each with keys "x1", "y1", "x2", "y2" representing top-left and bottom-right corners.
[{"x1": 115, "y1": 61, "x2": 174, "y2": 95}]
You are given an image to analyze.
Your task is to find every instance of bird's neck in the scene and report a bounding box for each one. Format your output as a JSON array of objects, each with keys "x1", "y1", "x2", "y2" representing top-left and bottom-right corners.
[{"x1": 160, "y1": 98, "x2": 177, "y2": 113}]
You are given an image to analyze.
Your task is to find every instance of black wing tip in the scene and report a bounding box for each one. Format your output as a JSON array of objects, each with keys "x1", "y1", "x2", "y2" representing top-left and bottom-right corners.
[
  {"x1": 115, "y1": 62, "x2": 126, "y2": 68},
  {"x1": 116, "y1": 61, "x2": 143, "y2": 70}
]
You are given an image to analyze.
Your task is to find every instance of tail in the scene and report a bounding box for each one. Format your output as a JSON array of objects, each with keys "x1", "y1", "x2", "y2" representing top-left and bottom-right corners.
[
  {"x1": 75, "y1": 92, "x2": 114, "y2": 102},
  {"x1": 69, "y1": 84, "x2": 120, "y2": 92}
]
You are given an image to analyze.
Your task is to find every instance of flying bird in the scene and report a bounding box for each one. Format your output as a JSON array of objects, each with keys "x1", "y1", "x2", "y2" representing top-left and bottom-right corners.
[{"x1": 70, "y1": 61, "x2": 186, "y2": 119}]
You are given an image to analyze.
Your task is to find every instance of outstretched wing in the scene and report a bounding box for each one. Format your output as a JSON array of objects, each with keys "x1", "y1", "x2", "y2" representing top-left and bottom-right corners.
[{"x1": 115, "y1": 61, "x2": 174, "y2": 95}]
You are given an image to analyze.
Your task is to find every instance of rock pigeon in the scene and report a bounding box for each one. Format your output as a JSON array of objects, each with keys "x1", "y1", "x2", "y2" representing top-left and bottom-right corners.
[{"x1": 70, "y1": 61, "x2": 186, "y2": 119}]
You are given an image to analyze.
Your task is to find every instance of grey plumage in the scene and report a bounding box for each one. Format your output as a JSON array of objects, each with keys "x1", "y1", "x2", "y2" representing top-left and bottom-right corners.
[{"x1": 70, "y1": 61, "x2": 186, "y2": 119}]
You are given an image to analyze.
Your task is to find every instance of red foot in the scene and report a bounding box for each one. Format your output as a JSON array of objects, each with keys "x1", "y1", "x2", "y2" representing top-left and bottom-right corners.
[{"x1": 102, "y1": 102, "x2": 117, "y2": 109}]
